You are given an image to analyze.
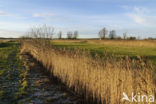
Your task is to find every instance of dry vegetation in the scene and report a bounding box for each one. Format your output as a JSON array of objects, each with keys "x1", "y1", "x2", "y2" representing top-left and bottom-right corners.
[
  {"x1": 53, "y1": 39, "x2": 156, "y2": 48},
  {"x1": 0, "y1": 40, "x2": 10, "y2": 43},
  {"x1": 20, "y1": 25, "x2": 155, "y2": 104},
  {"x1": 88, "y1": 40, "x2": 156, "y2": 48},
  {"x1": 21, "y1": 39, "x2": 155, "y2": 104}
]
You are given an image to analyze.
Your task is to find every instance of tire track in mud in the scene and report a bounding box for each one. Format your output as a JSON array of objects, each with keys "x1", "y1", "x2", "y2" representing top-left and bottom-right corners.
[{"x1": 20, "y1": 53, "x2": 82, "y2": 104}]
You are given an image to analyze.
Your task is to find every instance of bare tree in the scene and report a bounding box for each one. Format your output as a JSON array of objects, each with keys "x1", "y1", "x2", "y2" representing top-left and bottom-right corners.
[
  {"x1": 28, "y1": 24, "x2": 54, "y2": 39},
  {"x1": 67, "y1": 31, "x2": 73, "y2": 39},
  {"x1": 58, "y1": 31, "x2": 62, "y2": 39},
  {"x1": 109, "y1": 30, "x2": 116, "y2": 39},
  {"x1": 98, "y1": 28, "x2": 107, "y2": 40},
  {"x1": 123, "y1": 32, "x2": 127, "y2": 40},
  {"x1": 73, "y1": 31, "x2": 78, "y2": 39},
  {"x1": 24, "y1": 24, "x2": 54, "y2": 47}
]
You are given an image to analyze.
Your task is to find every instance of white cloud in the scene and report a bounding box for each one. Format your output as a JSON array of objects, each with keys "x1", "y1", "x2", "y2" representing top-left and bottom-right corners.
[
  {"x1": 128, "y1": 7, "x2": 146, "y2": 25},
  {"x1": 0, "y1": 10, "x2": 26, "y2": 19},
  {"x1": 33, "y1": 13, "x2": 56, "y2": 21},
  {"x1": 0, "y1": 21, "x2": 30, "y2": 31},
  {"x1": 0, "y1": 11, "x2": 9, "y2": 16},
  {"x1": 125, "y1": 7, "x2": 156, "y2": 26},
  {"x1": 0, "y1": 29, "x2": 24, "y2": 38},
  {"x1": 0, "y1": 21, "x2": 37, "y2": 38}
]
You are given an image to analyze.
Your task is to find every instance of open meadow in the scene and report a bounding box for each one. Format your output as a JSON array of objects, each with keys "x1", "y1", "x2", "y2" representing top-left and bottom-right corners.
[{"x1": 53, "y1": 39, "x2": 156, "y2": 66}]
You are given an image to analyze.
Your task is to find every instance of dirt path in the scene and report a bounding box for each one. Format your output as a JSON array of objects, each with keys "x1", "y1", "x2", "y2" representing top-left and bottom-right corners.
[
  {"x1": 0, "y1": 42, "x2": 83, "y2": 104},
  {"x1": 19, "y1": 53, "x2": 82, "y2": 104}
]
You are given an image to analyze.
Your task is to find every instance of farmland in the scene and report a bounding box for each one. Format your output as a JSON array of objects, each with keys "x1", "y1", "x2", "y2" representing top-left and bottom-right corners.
[{"x1": 52, "y1": 40, "x2": 156, "y2": 66}]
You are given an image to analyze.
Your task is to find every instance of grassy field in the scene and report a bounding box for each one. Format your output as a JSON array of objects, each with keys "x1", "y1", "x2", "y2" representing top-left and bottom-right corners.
[
  {"x1": 0, "y1": 41, "x2": 28, "y2": 103},
  {"x1": 52, "y1": 40, "x2": 156, "y2": 66}
]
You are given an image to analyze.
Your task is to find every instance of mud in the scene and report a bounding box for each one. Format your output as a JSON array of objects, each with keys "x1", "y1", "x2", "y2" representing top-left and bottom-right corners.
[{"x1": 19, "y1": 53, "x2": 82, "y2": 104}]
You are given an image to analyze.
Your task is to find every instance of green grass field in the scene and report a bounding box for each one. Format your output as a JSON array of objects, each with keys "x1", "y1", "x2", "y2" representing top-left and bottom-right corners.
[
  {"x1": 0, "y1": 41, "x2": 28, "y2": 103},
  {"x1": 52, "y1": 40, "x2": 156, "y2": 66},
  {"x1": 0, "y1": 42, "x2": 17, "y2": 75}
]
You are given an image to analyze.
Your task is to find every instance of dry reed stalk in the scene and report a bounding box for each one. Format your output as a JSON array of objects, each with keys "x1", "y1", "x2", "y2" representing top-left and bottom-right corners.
[{"x1": 21, "y1": 40, "x2": 155, "y2": 104}]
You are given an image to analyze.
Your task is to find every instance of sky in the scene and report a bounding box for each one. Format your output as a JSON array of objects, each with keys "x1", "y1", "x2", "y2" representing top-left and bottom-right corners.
[{"x1": 0, "y1": 0, "x2": 156, "y2": 38}]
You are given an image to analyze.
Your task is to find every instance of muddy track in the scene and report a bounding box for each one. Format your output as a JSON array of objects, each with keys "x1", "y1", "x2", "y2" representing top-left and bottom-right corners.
[{"x1": 20, "y1": 53, "x2": 82, "y2": 104}]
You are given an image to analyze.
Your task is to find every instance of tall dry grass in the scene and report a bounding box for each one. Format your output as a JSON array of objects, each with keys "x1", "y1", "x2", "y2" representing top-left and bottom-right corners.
[
  {"x1": 0, "y1": 39, "x2": 10, "y2": 43},
  {"x1": 21, "y1": 39, "x2": 155, "y2": 104},
  {"x1": 53, "y1": 39, "x2": 156, "y2": 48},
  {"x1": 88, "y1": 40, "x2": 156, "y2": 48}
]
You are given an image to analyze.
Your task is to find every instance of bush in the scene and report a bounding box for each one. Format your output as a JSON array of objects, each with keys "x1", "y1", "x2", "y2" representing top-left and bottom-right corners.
[{"x1": 128, "y1": 37, "x2": 136, "y2": 40}]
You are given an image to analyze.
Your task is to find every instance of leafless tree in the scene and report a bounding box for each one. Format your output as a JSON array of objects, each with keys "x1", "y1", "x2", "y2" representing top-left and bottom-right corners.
[
  {"x1": 67, "y1": 31, "x2": 73, "y2": 39},
  {"x1": 27, "y1": 24, "x2": 54, "y2": 39},
  {"x1": 109, "y1": 30, "x2": 116, "y2": 39},
  {"x1": 58, "y1": 31, "x2": 62, "y2": 39},
  {"x1": 24, "y1": 24, "x2": 54, "y2": 47},
  {"x1": 73, "y1": 31, "x2": 78, "y2": 39},
  {"x1": 98, "y1": 28, "x2": 107, "y2": 40},
  {"x1": 123, "y1": 32, "x2": 127, "y2": 40}
]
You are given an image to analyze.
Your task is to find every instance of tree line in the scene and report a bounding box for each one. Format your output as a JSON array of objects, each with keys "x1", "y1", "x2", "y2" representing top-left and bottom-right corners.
[
  {"x1": 98, "y1": 27, "x2": 137, "y2": 40},
  {"x1": 57, "y1": 28, "x2": 137, "y2": 40},
  {"x1": 57, "y1": 31, "x2": 78, "y2": 40},
  {"x1": 28, "y1": 25, "x2": 154, "y2": 40},
  {"x1": 21, "y1": 25, "x2": 155, "y2": 40}
]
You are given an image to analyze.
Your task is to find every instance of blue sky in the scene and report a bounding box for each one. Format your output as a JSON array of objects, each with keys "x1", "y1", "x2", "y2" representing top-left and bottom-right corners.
[{"x1": 0, "y1": 0, "x2": 156, "y2": 38}]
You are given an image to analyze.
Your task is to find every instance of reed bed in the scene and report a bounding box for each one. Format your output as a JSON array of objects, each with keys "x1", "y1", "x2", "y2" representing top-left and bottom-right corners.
[{"x1": 21, "y1": 40, "x2": 155, "y2": 104}]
